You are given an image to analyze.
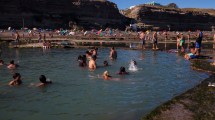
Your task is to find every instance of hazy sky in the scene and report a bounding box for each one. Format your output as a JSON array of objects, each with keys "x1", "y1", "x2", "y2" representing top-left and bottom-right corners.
[{"x1": 109, "y1": 0, "x2": 215, "y2": 9}]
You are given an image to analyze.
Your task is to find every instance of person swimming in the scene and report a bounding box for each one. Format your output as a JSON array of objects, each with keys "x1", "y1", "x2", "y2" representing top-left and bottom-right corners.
[
  {"x1": 184, "y1": 42, "x2": 197, "y2": 60},
  {"x1": 118, "y1": 66, "x2": 129, "y2": 75},
  {"x1": 103, "y1": 71, "x2": 112, "y2": 80},
  {"x1": 78, "y1": 55, "x2": 87, "y2": 67},
  {"x1": 37, "y1": 75, "x2": 52, "y2": 87},
  {"x1": 86, "y1": 51, "x2": 92, "y2": 60},
  {"x1": 8, "y1": 73, "x2": 22, "y2": 86},
  {"x1": 88, "y1": 55, "x2": 97, "y2": 70},
  {"x1": 7, "y1": 60, "x2": 18, "y2": 69},
  {"x1": 128, "y1": 60, "x2": 138, "y2": 71},
  {"x1": 109, "y1": 47, "x2": 117, "y2": 60}
]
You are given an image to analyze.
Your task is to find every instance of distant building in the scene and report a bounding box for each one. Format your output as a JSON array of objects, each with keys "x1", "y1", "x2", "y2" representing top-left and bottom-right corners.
[{"x1": 144, "y1": 1, "x2": 162, "y2": 6}]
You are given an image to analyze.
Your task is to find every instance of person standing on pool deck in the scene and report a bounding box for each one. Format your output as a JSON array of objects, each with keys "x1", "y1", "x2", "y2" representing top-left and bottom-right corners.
[
  {"x1": 195, "y1": 30, "x2": 203, "y2": 56},
  {"x1": 152, "y1": 31, "x2": 158, "y2": 50},
  {"x1": 139, "y1": 31, "x2": 146, "y2": 49},
  {"x1": 179, "y1": 33, "x2": 185, "y2": 52},
  {"x1": 109, "y1": 47, "x2": 117, "y2": 60},
  {"x1": 14, "y1": 31, "x2": 20, "y2": 46},
  {"x1": 38, "y1": 32, "x2": 42, "y2": 43}
]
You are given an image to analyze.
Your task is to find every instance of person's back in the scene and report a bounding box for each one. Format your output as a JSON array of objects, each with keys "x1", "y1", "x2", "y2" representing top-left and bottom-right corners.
[
  {"x1": 7, "y1": 60, "x2": 16, "y2": 69},
  {"x1": 110, "y1": 47, "x2": 117, "y2": 59},
  {"x1": 89, "y1": 57, "x2": 96, "y2": 70}
]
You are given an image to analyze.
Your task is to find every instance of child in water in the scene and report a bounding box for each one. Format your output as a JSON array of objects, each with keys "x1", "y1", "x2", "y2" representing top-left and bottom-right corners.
[
  {"x1": 103, "y1": 71, "x2": 112, "y2": 80},
  {"x1": 8, "y1": 73, "x2": 22, "y2": 86},
  {"x1": 184, "y1": 42, "x2": 197, "y2": 60},
  {"x1": 37, "y1": 75, "x2": 52, "y2": 87},
  {"x1": 118, "y1": 66, "x2": 129, "y2": 75}
]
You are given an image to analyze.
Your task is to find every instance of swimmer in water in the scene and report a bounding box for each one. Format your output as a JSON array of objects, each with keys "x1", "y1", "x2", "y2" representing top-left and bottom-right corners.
[
  {"x1": 103, "y1": 71, "x2": 112, "y2": 80},
  {"x1": 118, "y1": 66, "x2": 129, "y2": 75},
  {"x1": 129, "y1": 60, "x2": 138, "y2": 71},
  {"x1": 184, "y1": 42, "x2": 197, "y2": 60},
  {"x1": 8, "y1": 73, "x2": 22, "y2": 86},
  {"x1": 7, "y1": 60, "x2": 18, "y2": 69},
  {"x1": 86, "y1": 51, "x2": 92, "y2": 60},
  {"x1": 77, "y1": 55, "x2": 85, "y2": 67},
  {"x1": 109, "y1": 47, "x2": 117, "y2": 60},
  {"x1": 37, "y1": 75, "x2": 52, "y2": 87},
  {"x1": 131, "y1": 59, "x2": 137, "y2": 65},
  {"x1": 88, "y1": 55, "x2": 97, "y2": 70}
]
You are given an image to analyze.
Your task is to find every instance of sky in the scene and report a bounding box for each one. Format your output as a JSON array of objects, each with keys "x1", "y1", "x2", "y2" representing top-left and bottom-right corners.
[{"x1": 109, "y1": 0, "x2": 215, "y2": 9}]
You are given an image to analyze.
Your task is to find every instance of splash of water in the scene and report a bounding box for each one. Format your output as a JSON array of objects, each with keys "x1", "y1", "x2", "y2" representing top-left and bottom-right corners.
[{"x1": 128, "y1": 61, "x2": 138, "y2": 71}]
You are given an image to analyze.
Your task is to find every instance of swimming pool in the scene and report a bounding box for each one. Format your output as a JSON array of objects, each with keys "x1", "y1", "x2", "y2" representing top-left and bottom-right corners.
[{"x1": 0, "y1": 48, "x2": 208, "y2": 120}]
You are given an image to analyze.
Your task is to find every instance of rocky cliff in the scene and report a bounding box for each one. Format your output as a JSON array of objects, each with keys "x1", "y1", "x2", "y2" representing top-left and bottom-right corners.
[
  {"x1": 123, "y1": 5, "x2": 215, "y2": 31},
  {"x1": 0, "y1": 0, "x2": 128, "y2": 29}
]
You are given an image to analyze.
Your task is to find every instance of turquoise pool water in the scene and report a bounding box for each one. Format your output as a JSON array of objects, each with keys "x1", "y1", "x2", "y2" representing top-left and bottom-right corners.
[{"x1": 0, "y1": 48, "x2": 208, "y2": 120}]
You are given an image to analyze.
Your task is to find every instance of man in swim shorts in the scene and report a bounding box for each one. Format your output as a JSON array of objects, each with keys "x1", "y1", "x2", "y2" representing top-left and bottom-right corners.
[
  {"x1": 195, "y1": 30, "x2": 203, "y2": 56},
  {"x1": 139, "y1": 31, "x2": 146, "y2": 49},
  {"x1": 152, "y1": 31, "x2": 158, "y2": 49}
]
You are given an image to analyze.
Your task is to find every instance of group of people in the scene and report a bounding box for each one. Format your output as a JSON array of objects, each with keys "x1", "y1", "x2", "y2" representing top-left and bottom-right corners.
[
  {"x1": 77, "y1": 47, "x2": 129, "y2": 80},
  {"x1": 0, "y1": 59, "x2": 52, "y2": 87},
  {"x1": 184, "y1": 30, "x2": 203, "y2": 60},
  {"x1": 139, "y1": 31, "x2": 159, "y2": 50}
]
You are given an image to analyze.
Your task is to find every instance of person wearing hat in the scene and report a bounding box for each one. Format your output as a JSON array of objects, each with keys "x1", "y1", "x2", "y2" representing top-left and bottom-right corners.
[{"x1": 103, "y1": 71, "x2": 112, "y2": 80}]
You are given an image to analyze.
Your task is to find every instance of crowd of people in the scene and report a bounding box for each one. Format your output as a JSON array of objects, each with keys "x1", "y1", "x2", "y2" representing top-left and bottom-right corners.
[
  {"x1": 138, "y1": 29, "x2": 212, "y2": 61},
  {"x1": 1, "y1": 29, "x2": 215, "y2": 87},
  {"x1": 77, "y1": 47, "x2": 129, "y2": 80}
]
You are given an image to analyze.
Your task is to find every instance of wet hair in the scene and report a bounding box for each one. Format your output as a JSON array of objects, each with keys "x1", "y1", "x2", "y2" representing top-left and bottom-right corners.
[
  {"x1": 176, "y1": 35, "x2": 180, "y2": 39},
  {"x1": 120, "y1": 67, "x2": 126, "y2": 73},
  {"x1": 77, "y1": 55, "x2": 83, "y2": 61},
  {"x1": 103, "y1": 61, "x2": 108, "y2": 66},
  {"x1": 10, "y1": 60, "x2": 14, "y2": 64},
  {"x1": 111, "y1": 47, "x2": 115, "y2": 50},
  {"x1": 39, "y1": 75, "x2": 47, "y2": 83},
  {"x1": 86, "y1": 51, "x2": 92, "y2": 56},
  {"x1": 13, "y1": 73, "x2": 21, "y2": 79}
]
